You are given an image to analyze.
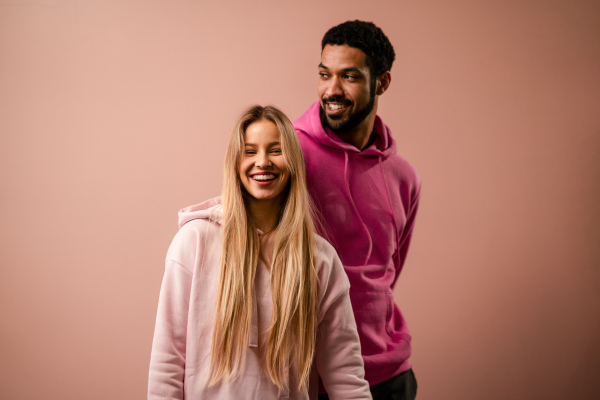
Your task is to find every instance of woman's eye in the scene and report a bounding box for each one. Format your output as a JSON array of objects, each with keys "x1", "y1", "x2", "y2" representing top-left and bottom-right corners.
[{"x1": 271, "y1": 148, "x2": 282, "y2": 154}]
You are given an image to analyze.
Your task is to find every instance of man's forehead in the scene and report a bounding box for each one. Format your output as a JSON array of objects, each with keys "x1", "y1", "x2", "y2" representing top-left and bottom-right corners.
[{"x1": 320, "y1": 44, "x2": 368, "y2": 69}]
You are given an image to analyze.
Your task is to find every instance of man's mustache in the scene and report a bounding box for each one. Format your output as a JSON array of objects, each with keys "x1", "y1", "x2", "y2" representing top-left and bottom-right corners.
[{"x1": 322, "y1": 96, "x2": 352, "y2": 106}]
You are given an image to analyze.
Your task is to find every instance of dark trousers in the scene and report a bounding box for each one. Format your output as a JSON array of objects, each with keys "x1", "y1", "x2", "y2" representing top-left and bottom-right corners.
[{"x1": 318, "y1": 368, "x2": 417, "y2": 400}]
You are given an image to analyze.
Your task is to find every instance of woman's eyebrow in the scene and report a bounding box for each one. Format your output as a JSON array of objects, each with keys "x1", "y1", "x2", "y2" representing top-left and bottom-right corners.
[{"x1": 244, "y1": 142, "x2": 281, "y2": 146}]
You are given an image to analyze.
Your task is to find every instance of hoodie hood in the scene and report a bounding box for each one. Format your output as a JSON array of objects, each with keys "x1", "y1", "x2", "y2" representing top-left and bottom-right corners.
[
  {"x1": 178, "y1": 197, "x2": 222, "y2": 228},
  {"x1": 294, "y1": 102, "x2": 397, "y2": 158}
]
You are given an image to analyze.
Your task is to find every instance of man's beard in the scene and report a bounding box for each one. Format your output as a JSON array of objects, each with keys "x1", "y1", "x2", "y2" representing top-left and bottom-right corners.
[{"x1": 320, "y1": 85, "x2": 376, "y2": 133}]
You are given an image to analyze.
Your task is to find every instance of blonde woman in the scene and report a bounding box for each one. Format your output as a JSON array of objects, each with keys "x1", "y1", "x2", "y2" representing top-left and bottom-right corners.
[{"x1": 148, "y1": 105, "x2": 371, "y2": 400}]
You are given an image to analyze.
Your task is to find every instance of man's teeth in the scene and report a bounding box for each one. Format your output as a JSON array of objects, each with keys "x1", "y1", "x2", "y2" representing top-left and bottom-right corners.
[
  {"x1": 329, "y1": 103, "x2": 345, "y2": 110},
  {"x1": 253, "y1": 174, "x2": 276, "y2": 181}
]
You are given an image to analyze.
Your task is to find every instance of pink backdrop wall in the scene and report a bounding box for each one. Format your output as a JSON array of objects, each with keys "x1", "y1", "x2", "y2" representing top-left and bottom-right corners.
[{"x1": 1, "y1": 1, "x2": 599, "y2": 399}]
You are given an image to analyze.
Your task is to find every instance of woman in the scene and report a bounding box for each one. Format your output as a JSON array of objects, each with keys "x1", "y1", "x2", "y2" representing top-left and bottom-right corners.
[{"x1": 148, "y1": 105, "x2": 371, "y2": 399}]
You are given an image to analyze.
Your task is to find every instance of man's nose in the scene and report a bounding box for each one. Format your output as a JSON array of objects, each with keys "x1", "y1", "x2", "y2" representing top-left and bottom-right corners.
[{"x1": 325, "y1": 76, "x2": 343, "y2": 98}]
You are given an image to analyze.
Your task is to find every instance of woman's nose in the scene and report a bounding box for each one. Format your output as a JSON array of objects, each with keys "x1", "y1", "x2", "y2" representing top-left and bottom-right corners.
[{"x1": 255, "y1": 153, "x2": 272, "y2": 168}]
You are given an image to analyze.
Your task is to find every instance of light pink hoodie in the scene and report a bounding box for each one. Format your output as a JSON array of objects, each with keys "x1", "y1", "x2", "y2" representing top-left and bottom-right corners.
[
  {"x1": 148, "y1": 197, "x2": 372, "y2": 400},
  {"x1": 294, "y1": 103, "x2": 421, "y2": 386}
]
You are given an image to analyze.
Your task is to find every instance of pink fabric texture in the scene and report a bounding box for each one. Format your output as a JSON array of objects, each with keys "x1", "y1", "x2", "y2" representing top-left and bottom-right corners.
[
  {"x1": 294, "y1": 103, "x2": 421, "y2": 386},
  {"x1": 148, "y1": 197, "x2": 372, "y2": 400}
]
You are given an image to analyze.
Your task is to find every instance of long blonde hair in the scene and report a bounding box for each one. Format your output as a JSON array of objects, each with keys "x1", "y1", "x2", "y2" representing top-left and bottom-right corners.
[{"x1": 210, "y1": 105, "x2": 318, "y2": 391}]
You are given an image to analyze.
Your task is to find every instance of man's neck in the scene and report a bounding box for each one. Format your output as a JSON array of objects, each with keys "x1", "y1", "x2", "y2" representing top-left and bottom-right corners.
[{"x1": 335, "y1": 112, "x2": 377, "y2": 150}]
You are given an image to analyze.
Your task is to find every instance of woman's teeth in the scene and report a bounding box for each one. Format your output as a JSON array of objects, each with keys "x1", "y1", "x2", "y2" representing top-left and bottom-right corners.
[{"x1": 253, "y1": 174, "x2": 276, "y2": 181}]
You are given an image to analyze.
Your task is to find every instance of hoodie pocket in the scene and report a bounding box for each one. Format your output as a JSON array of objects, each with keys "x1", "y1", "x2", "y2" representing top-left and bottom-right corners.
[{"x1": 349, "y1": 291, "x2": 409, "y2": 356}]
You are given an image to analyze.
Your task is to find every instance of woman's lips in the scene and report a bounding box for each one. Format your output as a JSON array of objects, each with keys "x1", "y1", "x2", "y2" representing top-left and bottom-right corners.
[{"x1": 250, "y1": 173, "x2": 278, "y2": 185}]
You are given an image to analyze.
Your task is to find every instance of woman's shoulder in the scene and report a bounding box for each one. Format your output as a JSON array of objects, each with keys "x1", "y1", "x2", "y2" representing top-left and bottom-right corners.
[
  {"x1": 177, "y1": 215, "x2": 221, "y2": 236},
  {"x1": 313, "y1": 233, "x2": 337, "y2": 259},
  {"x1": 313, "y1": 234, "x2": 350, "y2": 299},
  {"x1": 166, "y1": 200, "x2": 223, "y2": 272},
  {"x1": 173, "y1": 204, "x2": 222, "y2": 242}
]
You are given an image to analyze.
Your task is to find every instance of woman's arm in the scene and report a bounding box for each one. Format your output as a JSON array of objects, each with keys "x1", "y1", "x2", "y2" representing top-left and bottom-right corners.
[
  {"x1": 314, "y1": 246, "x2": 372, "y2": 400},
  {"x1": 148, "y1": 259, "x2": 193, "y2": 400}
]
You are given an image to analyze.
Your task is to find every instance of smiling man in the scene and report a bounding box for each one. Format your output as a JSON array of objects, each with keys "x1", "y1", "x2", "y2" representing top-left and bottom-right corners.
[{"x1": 294, "y1": 20, "x2": 421, "y2": 400}]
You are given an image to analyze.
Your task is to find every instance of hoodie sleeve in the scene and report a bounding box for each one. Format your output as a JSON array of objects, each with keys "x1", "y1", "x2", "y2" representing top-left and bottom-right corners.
[
  {"x1": 148, "y1": 258, "x2": 193, "y2": 400},
  {"x1": 315, "y1": 243, "x2": 372, "y2": 400},
  {"x1": 393, "y1": 181, "x2": 421, "y2": 287}
]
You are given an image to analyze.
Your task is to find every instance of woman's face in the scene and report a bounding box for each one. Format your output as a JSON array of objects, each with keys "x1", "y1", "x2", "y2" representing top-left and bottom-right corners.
[{"x1": 239, "y1": 118, "x2": 290, "y2": 207}]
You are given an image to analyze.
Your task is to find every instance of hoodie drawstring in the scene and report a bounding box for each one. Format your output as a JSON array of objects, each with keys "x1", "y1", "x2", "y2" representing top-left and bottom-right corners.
[
  {"x1": 249, "y1": 292, "x2": 258, "y2": 348},
  {"x1": 249, "y1": 268, "x2": 289, "y2": 398},
  {"x1": 278, "y1": 380, "x2": 289, "y2": 398},
  {"x1": 343, "y1": 150, "x2": 373, "y2": 265}
]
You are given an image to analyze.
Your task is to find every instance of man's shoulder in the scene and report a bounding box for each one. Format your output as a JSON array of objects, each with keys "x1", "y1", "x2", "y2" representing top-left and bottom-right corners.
[
  {"x1": 373, "y1": 118, "x2": 420, "y2": 183},
  {"x1": 378, "y1": 152, "x2": 421, "y2": 196},
  {"x1": 386, "y1": 151, "x2": 419, "y2": 173}
]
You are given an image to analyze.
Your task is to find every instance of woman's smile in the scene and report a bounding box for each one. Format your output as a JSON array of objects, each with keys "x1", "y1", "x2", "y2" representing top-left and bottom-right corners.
[{"x1": 239, "y1": 118, "x2": 290, "y2": 206}]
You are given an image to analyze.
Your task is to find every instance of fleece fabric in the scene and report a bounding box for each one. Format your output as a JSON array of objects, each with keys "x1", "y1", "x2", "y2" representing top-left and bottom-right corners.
[
  {"x1": 294, "y1": 102, "x2": 421, "y2": 387},
  {"x1": 148, "y1": 197, "x2": 372, "y2": 400}
]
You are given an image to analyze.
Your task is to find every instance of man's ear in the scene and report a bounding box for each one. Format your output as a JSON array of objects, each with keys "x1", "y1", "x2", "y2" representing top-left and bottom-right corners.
[{"x1": 376, "y1": 71, "x2": 391, "y2": 95}]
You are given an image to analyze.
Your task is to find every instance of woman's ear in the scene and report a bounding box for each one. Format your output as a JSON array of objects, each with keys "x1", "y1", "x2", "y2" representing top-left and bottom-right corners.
[{"x1": 376, "y1": 71, "x2": 391, "y2": 95}]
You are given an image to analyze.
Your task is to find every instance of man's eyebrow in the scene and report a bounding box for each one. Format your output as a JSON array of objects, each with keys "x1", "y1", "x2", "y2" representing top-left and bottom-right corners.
[{"x1": 318, "y1": 63, "x2": 363, "y2": 74}]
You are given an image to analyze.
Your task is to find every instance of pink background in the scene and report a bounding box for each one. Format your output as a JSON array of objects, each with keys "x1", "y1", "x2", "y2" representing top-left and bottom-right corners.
[{"x1": 1, "y1": 1, "x2": 599, "y2": 399}]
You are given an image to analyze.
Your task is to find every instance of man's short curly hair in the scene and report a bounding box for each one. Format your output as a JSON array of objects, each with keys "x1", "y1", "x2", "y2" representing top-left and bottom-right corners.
[{"x1": 321, "y1": 20, "x2": 395, "y2": 79}]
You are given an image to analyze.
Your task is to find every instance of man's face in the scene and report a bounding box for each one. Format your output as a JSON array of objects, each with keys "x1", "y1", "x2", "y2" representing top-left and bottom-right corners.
[{"x1": 318, "y1": 44, "x2": 376, "y2": 133}]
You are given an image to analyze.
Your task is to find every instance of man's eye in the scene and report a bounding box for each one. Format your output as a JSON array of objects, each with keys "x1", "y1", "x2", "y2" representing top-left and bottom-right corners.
[
  {"x1": 319, "y1": 72, "x2": 329, "y2": 79},
  {"x1": 344, "y1": 75, "x2": 357, "y2": 81}
]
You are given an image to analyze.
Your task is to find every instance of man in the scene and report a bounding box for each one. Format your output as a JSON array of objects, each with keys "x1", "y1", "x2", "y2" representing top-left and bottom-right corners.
[{"x1": 294, "y1": 20, "x2": 421, "y2": 399}]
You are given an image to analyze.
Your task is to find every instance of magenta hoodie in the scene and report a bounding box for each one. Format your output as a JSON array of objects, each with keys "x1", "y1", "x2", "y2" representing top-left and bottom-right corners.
[
  {"x1": 148, "y1": 197, "x2": 372, "y2": 400},
  {"x1": 294, "y1": 102, "x2": 421, "y2": 386}
]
